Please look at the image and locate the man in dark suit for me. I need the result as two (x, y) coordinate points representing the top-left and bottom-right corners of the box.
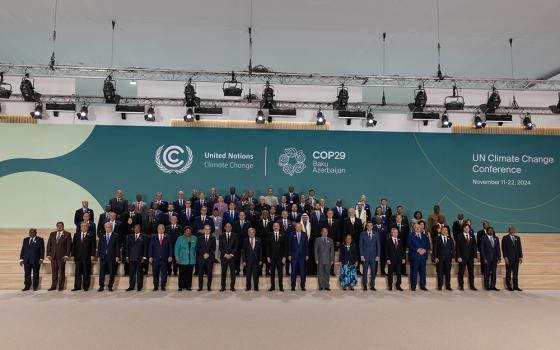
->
(196, 225), (216, 291)
(126, 224), (148, 291)
(502, 226), (523, 291)
(332, 200), (347, 223)
(225, 186), (240, 205)
(173, 191), (188, 213)
(160, 203), (178, 227)
(72, 222), (96, 291)
(390, 205), (409, 227)
(219, 223), (238, 292)
(120, 204), (142, 235)
(288, 223), (309, 291)
(386, 227), (405, 291)
(379, 198), (392, 221)
(233, 212), (251, 275)
(372, 217), (388, 276)
(98, 222), (120, 292)
(452, 213), (465, 242)
(148, 224), (173, 291)
(289, 204), (301, 223)
(179, 200), (195, 228)
(477, 221), (490, 274)
(242, 228), (262, 291)
(277, 196), (290, 214)
(222, 202), (239, 228)
(74, 200), (94, 228)
(46, 222), (72, 291)
(150, 192), (168, 213)
(97, 206), (112, 238)
(133, 193), (148, 218)
(434, 226), (454, 290)
(267, 222), (287, 291)
(297, 195), (311, 215)
(343, 208), (363, 275)
(19, 228), (45, 291)
(109, 189), (128, 218)
(141, 208), (159, 274)
(194, 192), (209, 216)
(391, 214), (409, 276)
(321, 210), (339, 276)
(456, 223), (478, 291)
(480, 227), (501, 291)
(360, 222), (381, 291)
(165, 216), (182, 275)
(194, 207), (214, 235)
(408, 223), (430, 291)
(255, 210), (273, 275)
(284, 186), (299, 205)
(245, 202), (260, 226)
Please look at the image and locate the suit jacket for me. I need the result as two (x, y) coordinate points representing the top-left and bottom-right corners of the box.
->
(133, 201), (148, 217)
(480, 235), (501, 263)
(149, 234), (173, 262)
(266, 232), (287, 260)
(340, 243), (358, 265)
(98, 232), (120, 260)
(255, 219), (273, 240)
(97, 212), (111, 237)
(277, 218), (294, 235)
(502, 235), (523, 261)
(288, 211), (301, 223)
(314, 237), (334, 264)
(225, 194), (240, 204)
(74, 208), (94, 227)
(452, 220), (466, 241)
(194, 199), (210, 215)
(284, 192), (299, 205)
(309, 211), (325, 233)
(359, 231), (381, 260)
(173, 199), (188, 212)
(297, 202), (311, 214)
(196, 235), (216, 261)
(332, 206), (347, 221)
(343, 217), (363, 241)
(455, 232), (477, 261)
(276, 202), (290, 214)
(150, 200), (168, 213)
(160, 211), (179, 227)
(433, 235), (455, 261)
(141, 217), (160, 238)
(288, 232), (308, 261)
(219, 232), (239, 259)
(378, 206), (392, 221)
(385, 236), (405, 264)
(222, 210), (240, 228)
(165, 224), (183, 244)
(20, 236), (45, 264)
(407, 233), (430, 261)
(193, 216), (214, 235)
(320, 218), (339, 243)
(126, 233), (148, 262)
(109, 198), (128, 217)
(232, 220), (251, 248)
(46, 231), (72, 260)
(390, 222), (410, 243)
(241, 237), (262, 265)
(179, 208), (195, 228)
(372, 224), (388, 242)
(120, 211), (142, 236)
(72, 231), (96, 262)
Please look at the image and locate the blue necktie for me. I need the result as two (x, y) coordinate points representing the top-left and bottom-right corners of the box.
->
(105, 234), (110, 254)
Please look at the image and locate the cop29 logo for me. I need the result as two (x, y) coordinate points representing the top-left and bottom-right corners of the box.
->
(155, 145), (193, 174)
(278, 147), (306, 176)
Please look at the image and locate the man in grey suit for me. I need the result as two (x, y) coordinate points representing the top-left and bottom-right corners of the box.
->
(314, 227), (335, 291)
(360, 221), (380, 291)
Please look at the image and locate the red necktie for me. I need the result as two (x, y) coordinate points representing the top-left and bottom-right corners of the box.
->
(137, 203), (141, 210)
(159, 236), (163, 246)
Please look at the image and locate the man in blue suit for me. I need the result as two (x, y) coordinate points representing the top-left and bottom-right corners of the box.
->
(408, 223), (430, 291)
(149, 224), (173, 291)
(222, 202), (239, 228)
(480, 227), (501, 291)
(19, 228), (45, 291)
(372, 217), (388, 275)
(242, 228), (262, 291)
(98, 222), (120, 292)
(193, 206), (214, 235)
(196, 224), (217, 291)
(360, 222), (380, 291)
(288, 223), (309, 291)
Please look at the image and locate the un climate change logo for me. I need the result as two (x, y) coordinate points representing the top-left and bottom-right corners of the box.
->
(155, 145), (193, 174)
(278, 147), (306, 176)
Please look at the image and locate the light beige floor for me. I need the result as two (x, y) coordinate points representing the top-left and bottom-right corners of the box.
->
(1, 289), (559, 350)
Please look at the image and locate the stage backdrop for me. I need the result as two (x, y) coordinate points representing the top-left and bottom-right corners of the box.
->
(1, 124), (559, 232)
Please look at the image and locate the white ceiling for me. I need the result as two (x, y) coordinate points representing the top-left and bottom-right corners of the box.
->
(2, 0), (560, 80)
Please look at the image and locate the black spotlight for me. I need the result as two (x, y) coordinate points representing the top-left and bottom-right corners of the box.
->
(549, 93), (560, 114)
(316, 110), (326, 125)
(474, 113), (486, 129)
(441, 111), (452, 128)
(184, 79), (201, 107)
(483, 86), (501, 114)
(223, 71), (243, 97)
(20, 74), (41, 102)
(144, 105), (155, 122)
(366, 111), (377, 127)
(256, 110), (265, 124)
(76, 103), (89, 120)
(333, 84), (349, 110)
(261, 81), (276, 109)
(522, 113), (535, 130)
(444, 85), (464, 110)
(103, 75), (120, 104)
(30, 102), (43, 119)
(408, 84), (427, 111)
(184, 107), (195, 122)
(0, 73), (13, 99)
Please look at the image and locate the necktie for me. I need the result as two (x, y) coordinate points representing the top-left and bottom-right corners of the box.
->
(159, 235), (163, 246)
(29, 238), (33, 246)
(443, 236), (446, 245)
(368, 232), (372, 239)
(81, 233), (85, 242)
(490, 236), (494, 247)
(227, 233), (230, 242)
(394, 238), (398, 246)
(398, 224), (401, 231)
(466, 234), (470, 243)
(338, 207), (342, 215)
(251, 238), (255, 250)
(205, 235), (208, 244)
(297, 233), (300, 243)
(106, 234), (110, 254)
(323, 237), (327, 244)
(283, 220), (287, 229)
(56, 232), (61, 242)
(511, 236), (515, 245)
(136, 234), (139, 241)
(329, 219), (332, 226)
(275, 233), (278, 242)
(137, 202), (141, 210)
(241, 220), (244, 227)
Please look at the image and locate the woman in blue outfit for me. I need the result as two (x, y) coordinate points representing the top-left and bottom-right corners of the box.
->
(339, 234), (358, 290)
(174, 226), (198, 291)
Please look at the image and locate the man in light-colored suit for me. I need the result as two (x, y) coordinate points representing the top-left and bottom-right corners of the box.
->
(133, 193), (148, 218)
(314, 227), (335, 291)
(359, 221), (380, 291)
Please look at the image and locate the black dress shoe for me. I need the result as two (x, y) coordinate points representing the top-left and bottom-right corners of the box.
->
(369, 286), (376, 291)
(458, 286), (464, 291)
(83, 288), (89, 292)
(22, 287), (30, 291)
(507, 287), (514, 291)
(402, 273), (408, 277)
(98, 287), (105, 292)
(363, 286), (368, 291)
(33, 287), (38, 291)
(231, 287), (236, 292)
(279, 287), (284, 292)
(388, 287), (393, 291)
(470, 286), (477, 291)
(207, 287), (211, 291)
(411, 288), (416, 291)
(161, 287), (166, 291)
(58, 287), (64, 291)
(246, 288), (251, 291)
(396, 287), (403, 291)
(291, 287), (296, 291)
(301, 287), (306, 291)
(325, 288), (331, 291)
(178, 288), (183, 291)
(108, 287), (114, 292)
(514, 287), (523, 291)
(330, 273), (336, 277)
(220, 288), (226, 292)
(153, 287), (159, 291)
(137, 288), (142, 292)
(268, 287), (275, 292)
(437, 287), (442, 291)
(48, 287), (56, 291)
(126, 287), (134, 291)
(319, 288), (324, 291)
(492, 287), (500, 291)
(420, 287), (428, 291)
(446, 287), (453, 291)
(71, 288), (81, 292)
(254, 288), (259, 291)
(197, 288), (203, 291)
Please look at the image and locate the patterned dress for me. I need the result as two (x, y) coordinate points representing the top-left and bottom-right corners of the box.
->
(339, 244), (358, 288)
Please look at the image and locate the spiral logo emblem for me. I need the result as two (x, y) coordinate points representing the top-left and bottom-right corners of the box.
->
(155, 145), (193, 174)
(278, 147), (306, 176)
